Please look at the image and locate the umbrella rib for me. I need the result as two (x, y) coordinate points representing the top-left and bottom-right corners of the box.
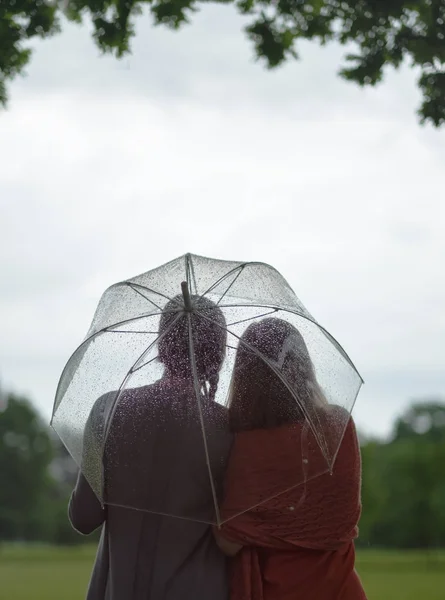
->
(102, 309), (177, 331)
(51, 313), (169, 418)
(200, 263), (247, 299)
(185, 253), (198, 295)
(227, 308), (279, 327)
(104, 501), (217, 525)
(97, 310), (177, 336)
(51, 320), (144, 419)
(106, 330), (159, 334)
(187, 312), (222, 526)
(203, 303), (363, 383)
(132, 354), (159, 373)
(189, 256), (198, 295)
(185, 254), (191, 292)
(328, 383), (363, 470)
(102, 312), (184, 446)
(126, 283), (164, 311)
(199, 259), (296, 301)
(195, 312), (331, 465)
(124, 282), (174, 303)
(216, 265), (245, 305)
(220, 467), (331, 525)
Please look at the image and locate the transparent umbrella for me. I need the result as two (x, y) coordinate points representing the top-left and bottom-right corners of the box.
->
(51, 253), (363, 525)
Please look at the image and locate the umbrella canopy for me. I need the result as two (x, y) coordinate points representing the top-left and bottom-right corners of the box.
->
(51, 253), (363, 525)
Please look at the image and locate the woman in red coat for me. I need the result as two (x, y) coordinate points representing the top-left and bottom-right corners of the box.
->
(215, 318), (367, 600)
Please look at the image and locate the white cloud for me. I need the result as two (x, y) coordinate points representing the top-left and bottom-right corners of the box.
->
(1, 6), (444, 438)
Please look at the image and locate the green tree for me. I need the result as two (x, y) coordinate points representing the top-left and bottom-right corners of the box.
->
(359, 399), (445, 549)
(0, 393), (54, 540)
(357, 439), (387, 546)
(0, 391), (89, 544)
(0, 0), (59, 105)
(393, 399), (445, 444)
(48, 435), (90, 545)
(2, 1), (445, 126)
(374, 439), (444, 548)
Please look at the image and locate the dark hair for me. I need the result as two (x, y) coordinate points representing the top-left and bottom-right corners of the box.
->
(158, 295), (227, 401)
(228, 317), (324, 431)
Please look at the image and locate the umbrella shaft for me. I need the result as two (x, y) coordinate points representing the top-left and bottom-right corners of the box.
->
(181, 281), (193, 311)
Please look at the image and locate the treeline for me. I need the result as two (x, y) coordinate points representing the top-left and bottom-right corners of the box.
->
(0, 393), (84, 544)
(358, 400), (445, 549)
(1, 392), (444, 548)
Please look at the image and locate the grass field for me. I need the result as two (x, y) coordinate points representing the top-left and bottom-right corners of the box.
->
(1, 545), (444, 600)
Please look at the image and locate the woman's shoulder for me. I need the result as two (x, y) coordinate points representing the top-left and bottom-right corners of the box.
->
(324, 404), (355, 429)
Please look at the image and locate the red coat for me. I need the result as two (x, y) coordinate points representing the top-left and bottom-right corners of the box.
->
(219, 410), (367, 600)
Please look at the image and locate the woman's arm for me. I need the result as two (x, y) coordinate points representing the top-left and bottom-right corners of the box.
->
(68, 471), (106, 535)
(213, 528), (243, 556)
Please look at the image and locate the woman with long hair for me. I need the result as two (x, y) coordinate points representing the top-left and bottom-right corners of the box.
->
(215, 317), (367, 600)
(69, 295), (232, 600)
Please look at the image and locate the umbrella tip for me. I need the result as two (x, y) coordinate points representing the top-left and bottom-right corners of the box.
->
(181, 281), (193, 312)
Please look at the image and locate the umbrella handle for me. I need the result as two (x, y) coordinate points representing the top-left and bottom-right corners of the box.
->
(181, 281), (193, 311)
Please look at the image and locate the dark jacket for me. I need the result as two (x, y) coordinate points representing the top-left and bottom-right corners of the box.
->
(69, 378), (232, 600)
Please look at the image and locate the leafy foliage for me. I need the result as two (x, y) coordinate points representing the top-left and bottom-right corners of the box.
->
(0, 394), (54, 539)
(2, 1), (445, 125)
(0, 393), (85, 544)
(359, 401), (445, 549)
(393, 400), (445, 443)
(0, 0), (59, 106)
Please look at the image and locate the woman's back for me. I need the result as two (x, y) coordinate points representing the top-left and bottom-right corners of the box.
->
(220, 409), (366, 600)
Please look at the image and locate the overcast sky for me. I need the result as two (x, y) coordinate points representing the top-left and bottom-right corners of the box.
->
(1, 6), (444, 438)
